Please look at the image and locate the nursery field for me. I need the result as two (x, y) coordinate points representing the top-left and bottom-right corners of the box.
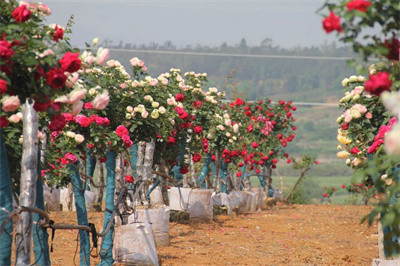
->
(47, 204), (377, 265)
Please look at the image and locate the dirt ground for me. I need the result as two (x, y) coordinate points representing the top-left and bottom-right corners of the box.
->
(22, 204), (378, 265)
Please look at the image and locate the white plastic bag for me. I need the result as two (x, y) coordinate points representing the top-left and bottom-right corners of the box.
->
(43, 186), (60, 211)
(113, 222), (159, 265)
(212, 192), (233, 215)
(60, 188), (96, 212)
(129, 207), (170, 246)
(149, 187), (165, 207)
(169, 187), (213, 220)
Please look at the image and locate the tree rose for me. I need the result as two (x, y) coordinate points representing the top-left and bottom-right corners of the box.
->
(0, 40), (15, 60)
(96, 47), (110, 66)
(0, 79), (8, 95)
(12, 5), (31, 23)
(365, 72), (392, 96)
(322, 11), (343, 33)
(92, 92), (110, 110)
(59, 52), (82, 73)
(48, 114), (66, 132)
(346, 0), (371, 12)
(45, 68), (67, 89)
(1, 95), (20, 112)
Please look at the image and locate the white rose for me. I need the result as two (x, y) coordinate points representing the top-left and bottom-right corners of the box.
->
(349, 75), (358, 82)
(152, 102), (160, 108)
(341, 78), (349, 87)
(126, 106), (133, 112)
(126, 113), (132, 119)
(158, 106), (166, 114)
(65, 131), (76, 138)
(75, 134), (84, 144)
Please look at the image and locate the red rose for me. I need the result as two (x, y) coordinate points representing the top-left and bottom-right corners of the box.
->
(59, 52), (82, 73)
(99, 157), (107, 163)
(88, 143), (95, 149)
(53, 25), (64, 42)
(116, 125), (129, 137)
(179, 166), (189, 174)
(0, 116), (9, 128)
(175, 93), (185, 102)
(350, 146), (360, 154)
(346, 0), (371, 13)
(251, 141), (258, 149)
(236, 172), (242, 177)
(125, 175), (134, 183)
(315, 160), (319, 165)
(167, 136), (176, 145)
(287, 158), (292, 164)
(193, 125), (203, 135)
(12, 5), (31, 23)
(229, 98), (245, 107)
(48, 114), (66, 132)
(291, 106), (297, 111)
(341, 184), (346, 189)
(245, 111), (252, 117)
(0, 40), (15, 60)
(247, 124), (253, 133)
(0, 79), (8, 95)
(211, 155), (216, 162)
(384, 38), (400, 61)
(76, 115), (91, 127)
(365, 72), (392, 96)
(45, 68), (67, 89)
(286, 112), (292, 118)
(255, 169), (260, 174)
(272, 158), (278, 164)
(322, 11), (343, 33)
(193, 100), (202, 108)
(323, 193), (328, 197)
(122, 135), (133, 148)
(238, 162), (244, 167)
(175, 107), (189, 120)
(192, 153), (202, 163)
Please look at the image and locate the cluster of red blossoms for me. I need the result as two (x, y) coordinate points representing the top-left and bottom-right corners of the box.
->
(367, 118), (397, 154)
(115, 125), (133, 148)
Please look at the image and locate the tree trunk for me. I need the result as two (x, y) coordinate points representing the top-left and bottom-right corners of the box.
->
(86, 150), (96, 190)
(99, 151), (117, 265)
(0, 129), (13, 265)
(15, 101), (39, 265)
(70, 163), (91, 265)
(96, 160), (105, 207)
(33, 149), (50, 265)
(197, 154), (212, 189)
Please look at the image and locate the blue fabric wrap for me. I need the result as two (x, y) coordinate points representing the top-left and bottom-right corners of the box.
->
(70, 163), (91, 265)
(99, 151), (117, 266)
(0, 129), (13, 265)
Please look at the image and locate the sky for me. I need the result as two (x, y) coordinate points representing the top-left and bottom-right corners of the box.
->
(47, 0), (338, 49)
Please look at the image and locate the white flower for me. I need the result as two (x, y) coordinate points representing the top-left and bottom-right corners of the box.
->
(158, 106), (166, 114)
(226, 132), (231, 137)
(126, 113), (132, 119)
(137, 104), (145, 113)
(141, 110), (149, 118)
(384, 125), (400, 157)
(233, 124), (239, 133)
(358, 76), (366, 82)
(92, 38), (99, 45)
(209, 87), (218, 93)
(126, 106), (133, 112)
(349, 75), (358, 82)
(151, 110), (159, 119)
(152, 102), (160, 108)
(65, 131), (76, 138)
(75, 134), (84, 144)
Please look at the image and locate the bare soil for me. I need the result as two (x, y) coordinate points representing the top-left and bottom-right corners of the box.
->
(21, 204), (378, 265)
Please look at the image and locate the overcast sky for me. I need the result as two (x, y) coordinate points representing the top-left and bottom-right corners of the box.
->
(47, 0), (337, 49)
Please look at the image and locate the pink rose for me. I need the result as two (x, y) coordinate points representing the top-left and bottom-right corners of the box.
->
(66, 72), (79, 88)
(167, 98), (176, 106)
(120, 83), (128, 89)
(95, 48), (110, 66)
(343, 109), (352, 123)
(129, 57), (139, 66)
(1, 96), (21, 112)
(352, 86), (364, 95)
(365, 112), (372, 119)
(68, 88), (87, 104)
(65, 153), (77, 163)
(353, 104), (367, 114)
(92, 93), (110, 110)
(40, 49), (54, 58)
(38, 3), (52, 15)
(116, 125), (129, 137)
(138, 60), (145, 67)
(8, 113), (21, 123)
(149, 79), (158, 86)
(71, 100), (83, 115)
